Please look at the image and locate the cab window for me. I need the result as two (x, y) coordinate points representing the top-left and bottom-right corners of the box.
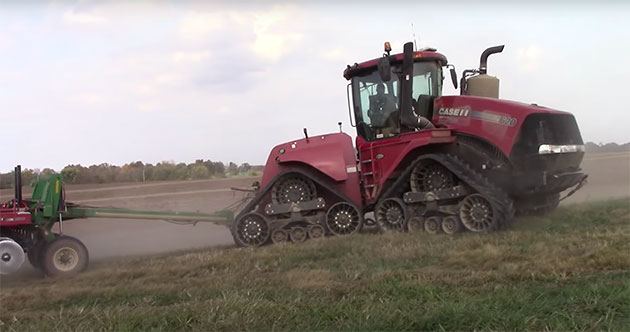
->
(352, 71), (400, 140)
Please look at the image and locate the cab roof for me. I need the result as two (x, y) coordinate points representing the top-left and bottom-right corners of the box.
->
(343, 50), (448, 80)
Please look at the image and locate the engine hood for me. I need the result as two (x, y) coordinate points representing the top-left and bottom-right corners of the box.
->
(433, 95), (577, 156)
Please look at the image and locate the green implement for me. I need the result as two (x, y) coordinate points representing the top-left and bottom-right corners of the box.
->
(1, 167), (246, 278)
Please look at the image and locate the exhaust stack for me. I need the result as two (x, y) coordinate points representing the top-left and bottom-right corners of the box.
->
(479, 45), (504, 74)
(462, 45), (504, 98)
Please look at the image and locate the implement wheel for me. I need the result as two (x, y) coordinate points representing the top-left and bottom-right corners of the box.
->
(375, 198), (407, 232)
(27, 243), (45, 270)
(459, 194), (497, 232)
(271, 175), (317, 204)
(326, 202), (362, 236)
(233, 212), (271, 247)
(41, 236), (89, 278)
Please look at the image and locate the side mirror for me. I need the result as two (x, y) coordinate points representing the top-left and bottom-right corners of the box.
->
(377, 57), (391, 82)
(448, 65), (458, 89)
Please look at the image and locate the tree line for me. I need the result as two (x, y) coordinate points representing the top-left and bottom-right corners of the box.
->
(0, 160), (261, 189)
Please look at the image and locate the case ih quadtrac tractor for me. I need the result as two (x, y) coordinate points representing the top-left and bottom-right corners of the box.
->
(230, 42), (587, 246)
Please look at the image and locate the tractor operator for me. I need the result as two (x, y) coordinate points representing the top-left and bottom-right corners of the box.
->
(367, 83), (398, 131)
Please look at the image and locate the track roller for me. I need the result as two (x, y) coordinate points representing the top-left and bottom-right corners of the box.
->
(308, 225), (325, 239)
(271, 229), (289, 244)
(441, 215), (463, 234)
(375, 198), (407, 232)
(326, 202), (362, 236)
(289, 227), (308, 243)
(407, 217), (424, 233)
(424, 216), (442, 234)
(233, 212), (271, 247)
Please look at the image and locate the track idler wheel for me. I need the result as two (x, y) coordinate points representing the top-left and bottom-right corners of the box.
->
(271, 229), (289, 244)
(233, 212), (271, 247)
(271, 175), (317, 204)
(424, 216), (442, 234)
(0, 237), (25, 275)
(375, 198), (407, 232)
(441, 215), (463, 235)
(308, 225), (325, 239)
(41, 236), (89, 278)
(289, 227), (308, 243)
(459, 194), (497, 232)
(326, 202), (362, 236)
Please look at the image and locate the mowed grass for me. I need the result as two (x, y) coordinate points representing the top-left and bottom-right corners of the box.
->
(1, 199), (629, 331)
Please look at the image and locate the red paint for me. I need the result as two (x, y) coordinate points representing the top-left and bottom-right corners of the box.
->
(357, 51), (448, 68)
(434, 95), (569, 156)
(344, 51), (448, 78)
(0, 200), (32, 227)
(355, 129), (455, 205)
(261, 133), (362, 207)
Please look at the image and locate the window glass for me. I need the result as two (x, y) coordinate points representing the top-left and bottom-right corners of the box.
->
(351, 61), (442, 141)
(353, 71), (400, 139)
(411, 62), (442, 100)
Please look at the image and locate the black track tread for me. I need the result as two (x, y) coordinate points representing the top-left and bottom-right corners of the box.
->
(231, 169), (362, 247)
(381, 153), (515, 231)
(439, 154), (515, 230)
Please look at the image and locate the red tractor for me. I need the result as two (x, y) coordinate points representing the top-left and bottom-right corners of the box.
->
(230, 42), (587, 246)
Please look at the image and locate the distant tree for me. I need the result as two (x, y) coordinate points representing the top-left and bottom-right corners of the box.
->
(40, 168), (56, 177)
(227, 162), (238, 176)
(238, 163), (252, 174)
(153, 162), (177, 180)
(61, 165), (82, 183)
(174, 163), (189, 180)
(190, 164), (210, 179)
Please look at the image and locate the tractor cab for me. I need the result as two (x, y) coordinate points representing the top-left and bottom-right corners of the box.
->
(344, 42), (453, 141)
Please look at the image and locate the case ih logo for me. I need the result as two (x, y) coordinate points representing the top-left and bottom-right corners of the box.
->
(438, 107), (517, 127)
(438, 107), (470, 117)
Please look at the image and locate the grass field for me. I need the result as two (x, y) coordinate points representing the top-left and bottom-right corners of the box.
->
(1, 198), (629, 331)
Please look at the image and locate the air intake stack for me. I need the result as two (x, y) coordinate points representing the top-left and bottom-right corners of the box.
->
(461, 45), (504, 98)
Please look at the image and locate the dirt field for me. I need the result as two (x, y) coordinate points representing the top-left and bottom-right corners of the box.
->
(1, 152), (628, 278)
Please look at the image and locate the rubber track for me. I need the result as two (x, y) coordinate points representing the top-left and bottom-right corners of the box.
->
(381, 153), (515, 230)
(231, 169), (361, 246)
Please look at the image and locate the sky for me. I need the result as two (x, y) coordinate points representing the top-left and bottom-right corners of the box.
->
(1, 1), (629, 172)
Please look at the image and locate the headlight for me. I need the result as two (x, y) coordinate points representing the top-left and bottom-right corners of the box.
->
(538, 144), (585, 154)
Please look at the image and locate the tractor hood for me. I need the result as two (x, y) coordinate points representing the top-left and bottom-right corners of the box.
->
(433, 95), (580, 156)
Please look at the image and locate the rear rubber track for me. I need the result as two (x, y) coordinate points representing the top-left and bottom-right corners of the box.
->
(381, 153), (515, 230)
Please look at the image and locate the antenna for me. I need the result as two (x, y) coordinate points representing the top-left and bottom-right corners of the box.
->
(411, 22), (418, 51)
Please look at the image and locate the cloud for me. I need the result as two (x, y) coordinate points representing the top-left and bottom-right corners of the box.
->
(179, 12), (225, 41)
(62, 10), (107, 25)
(251, 8), (303, 61)
(320, 48), (349, 62)
(516, 45), (543, 72)
(172, 51), (211, 64)
(177, 6), (303, 62)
